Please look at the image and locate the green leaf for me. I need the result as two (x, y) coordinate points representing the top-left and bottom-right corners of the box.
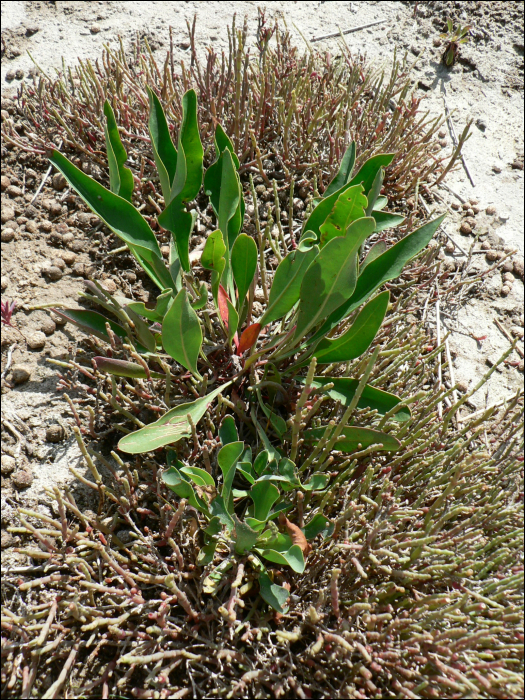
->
(125, 289), (174, 323)
(304, 426), (400, 452)
(118, 382), (230, 453)
(360, 241), (387, 271)
(203, 558), (233, 595)
(258, 572), (290, 613)
(191, 282), (208, 311)
(47, 150), (173, 290)
(93, 357), (164, 380)
(310, 214), (446, 342)
(346, 153), (395, 197)
(303, 514), (334, 540)
(218, 441), (244, 513)
(323, 141), (356, 198)
(226, 298), (239, 346)
(302, 474), (330, 491)
(257, 545), (305, 574)
(232, 515), (259, 555)
(373, 196), (388, 211)
(259, 244), (318, 327)
(365, 167), (384, 216)
(257, 392), (287, 438)
(231, 234), (258, 309)
(249, 481), (280, 522)
(125, 307), (157, 353)
(237, 467), (256, 485)
(146, 87), (178, 203)
(162, 288), (202, 378)
(158, 201), (196, 273)
(319, 185), (367, 248)
(204, 517), (222, 537)
(51, 308), (127, 344)
(312, 291), (389, 364)
(301, 376), (410, 421)
(209, 496), (234, 529)
(180, 466), (215, 487)
(197, 542), (217, 566)
(219, 416), (238, 446)
(201, 229), (227, 305)
(172, 89), (203, 203)
(103, 101), (133, 202)
(204, 125), (240, 214)
(219, 150), (242, 251)
(253, 451), (269, 475)
(162, 466), (209, 514)
(372, 210), (406, 232)
(294, 218), (376, 341)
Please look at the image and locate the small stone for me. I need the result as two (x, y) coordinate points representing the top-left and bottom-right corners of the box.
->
(6, 185), (23, 198)
(15, 69), (25, 80)
(43, 265), (63, 281)
(1, 275), (8, 290)
(50, 311), (67, 326)
(1, 531), (16, 549)
(40, 317), (56, 335)
(450, 201), (460, 210)
(465, 209), (475, 218)
(27, 331), (46, 350)
(72, 262), (85, 276)
(511, 326), (524, 339)
(502, 260), (514, 273)
(46, 424), (65, 443)
(25, 220), (38, 234)
(1, 455), (16, 475)
(513, 258), (524, 279)
(62, 232), (74, 246)
(5, 70), (15, 82)
(500, 285), (511, 297)
(49, 231), (63, 246)
(90, 23), (102, 34)
(161, 246), (170, 258)
(0, 175), (10, 191)
(481, 242), (490, 251)
(12, 470), (34, 489)
(438, 130), (446, 138)
(39, 220), (53, 232)
(53, 258), (66, 271)
(456, 381), (468, 393)
(433, 37), (441, 47)
(460, 222), (472, 235)
(464, 217), (476, 229)
(26, 25), (40, 36)
(100, 278), (117, 293)
(475, 118), (487, 132)
(61, 250), (77, 266)
(49, 200), (63, 216)
(471, 206), (480, 215)
(69, 239), (87, 253)
(1, 228), (15, 242)
(445, 241), (455, 254)
(52, 173), (67, 191)
(503, 272), (514, 284)
(11, 365), (32, 384)
(492, 165), (502, 173)
(462, 202), (470, 211)
(1, 206), (15, 223)
(518, 361), (524, 373)
(511, 160), (524, 170)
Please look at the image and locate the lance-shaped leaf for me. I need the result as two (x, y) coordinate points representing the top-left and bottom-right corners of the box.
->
(162, 288), (202, 378)
(162, 465), (209, 514)
(94, 357), (165, 379)
(323, 141), (356, 199)
(179, 466), (215, 487)
(125, 306), (157, 353)
(360, 241), (387, 271)
(372, 210), (405, 232)
(237, 323), (261, 355)
(311, 291), (389, 363)
(346, 153), (395, 197)
(257, 544), (305, 574)
(219, 415), (238, 446)
(201, 230), (226, 305)
(373, 196), (388, 211)
(231, 233), (258, 309)
(51, 308), (127, 343)
(118, 382), (230, 453)
(218, 441), (244, 513)
(294, 217), (376, 341)
(319, 184), (367, 248)
(259, 245), (318, 327)
(218, 285), (239, 346)
(124, 289), (174, 323)
(299, 376), (410, 422)
(146, 87), (178, 203)
(103, 100), (134, 202)
(308, 214), (446, 344)
(364, 167), (384, 216)
(204, 124), (240, 213)
(158, 199), (196, 273)
(304, 425), (400, 452)
(258, 572), (290, 613)
(171, 89), (203, 203)
(47, 150), (173, 290)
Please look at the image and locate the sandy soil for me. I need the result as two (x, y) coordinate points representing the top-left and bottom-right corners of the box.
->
(1, 1), (523, 552)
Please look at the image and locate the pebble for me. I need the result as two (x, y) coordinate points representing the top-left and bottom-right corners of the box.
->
(26, 25), (40, 36)
(502, 260), (514, 273)
(27, 331), (46, 350)
(471, 206), (480, 215)
(519, 361), (524, 374)
(1, 206), (15, 223)
(61, 250), (77, 266)
(49, 231), (63, 246)
(69, 239), (87, 253)
(492, 165), (502, 173)
(513, 258), (524, 279)
(25, 220), (38, 234)
(24, 204), (38, 219)
(43, 265), (63, 281)
(6, 185), (23, 198)
(500, 285), (511, 297)
(40, 317), (56, 335)
(1, 531), (16, 549)
(485, 250), (498, 262)
(511, 160), (524, 170)
(502, 272), (514, 284)
(100, 278), (117, 293)
(72, 262), (86, 276)
(445, 241), (455, 254)
(464, 216), (476, 229)
(1, 228), (15, 242)
(52, 173), (67, 191)
(5, 70), (15, 82)
(161, 246), (170, 258)
(15, 69), (25, 80)
(39, 220), (53, 232)
(1, 454), (16, 475)
(1, 275), (8, 290)
(481, 242), (490, 251)
(0, 175), (10, 191)
(46, 424), (65, 443)
(456, 381), (468, 393)
(90, 23), (102, 34)
(511, 326), (524, 339)
(450, 201), (460, 210)
(11, 470), (34, 489)
(11, 364), (32, 384)
(459, 222), (472, 235)
(49, 200), (63, 216)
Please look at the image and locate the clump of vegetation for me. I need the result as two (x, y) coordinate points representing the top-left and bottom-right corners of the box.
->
(440, 18), (471, 68)
(1, 14), (522, 700)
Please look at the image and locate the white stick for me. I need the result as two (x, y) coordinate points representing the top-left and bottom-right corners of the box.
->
(445, 337), (461, 421)
(436, 295), (443, 419)
(311, 19), (387, 43)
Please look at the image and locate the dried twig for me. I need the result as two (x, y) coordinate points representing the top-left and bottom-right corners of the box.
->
(311, 19), (387, 42)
